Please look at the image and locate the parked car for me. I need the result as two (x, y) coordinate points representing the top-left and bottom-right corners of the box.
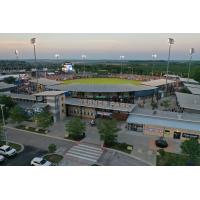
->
(155, 137), (168, 148)
(0, 155), (5, 163)
(0, 145), (17, 157)
(31, 157), (52, 166)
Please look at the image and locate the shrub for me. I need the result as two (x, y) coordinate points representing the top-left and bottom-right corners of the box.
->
(48, 144), (57, 153)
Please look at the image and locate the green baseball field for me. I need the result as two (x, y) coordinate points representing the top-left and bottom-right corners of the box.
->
(62, 78), (141, 85)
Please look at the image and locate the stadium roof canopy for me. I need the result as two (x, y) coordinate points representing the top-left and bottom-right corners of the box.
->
(46, 84), (157, 93)
(175, 92), (200, 111)
(34, 91), (66, 96)
(142, 79), (175, 87)
(127, 113), (200, 132)
(29, 78), (61, 86)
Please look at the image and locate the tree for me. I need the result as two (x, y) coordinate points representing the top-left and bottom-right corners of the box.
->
(65, 117), (86, 140)
(9, 105), (28, 124)
(33, 110), (53, 129)
(48, 144), (57, 153)
(97, 119), (118, 147)
(161, 99), (171, 109)
(3, 76), (16, 84)
(0, 124), (4, 145)
(181, 138), (200, 164)
(0, 95), (16, 119)
(151, 100), (158, 110)
(192, 68), (200, 82)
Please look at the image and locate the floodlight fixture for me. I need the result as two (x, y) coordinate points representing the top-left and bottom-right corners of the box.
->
(151, 53), (157, 76)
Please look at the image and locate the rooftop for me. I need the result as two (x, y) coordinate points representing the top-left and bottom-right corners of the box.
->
(29, 78), (61, 86)
(142, 79), (175, 87)
(34, 91), (66, 96)
(179, 77), (199, 84)
(0, 82), (16, 90)
(132, 107), (200, 122)
(175, 92), (200, 111)
(183, 83), (200, 95)
(47, 83), (157, 93)
(1, 92), (37, 101)
(163, 74), (180, 78)
(127, 113), (200, 132)
(65, 97), (136, 112)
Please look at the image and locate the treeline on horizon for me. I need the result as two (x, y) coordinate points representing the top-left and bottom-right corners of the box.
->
(0, 60), (200, 82)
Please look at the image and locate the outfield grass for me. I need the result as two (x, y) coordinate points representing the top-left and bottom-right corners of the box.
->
(62, 78), (141, 85)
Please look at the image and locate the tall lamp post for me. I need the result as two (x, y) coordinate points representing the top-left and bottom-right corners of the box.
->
(165, 38), (174, 94)
(151, 54), (157, 76)
(15, 49), (20, 93)
(0, 104), (7, 145)
(187, 48), (195, 83)
(55, 54), (60, 71)
(120, 55), (125, 75)
(81, 54), (87, 76)
(30, 38), (37, 90)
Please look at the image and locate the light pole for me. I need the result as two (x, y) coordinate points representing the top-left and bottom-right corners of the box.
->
(55, 54), (60, 71)
(81, 54), (86, 76)
(30, 38), (38, 90)
(15, 49), (20, 93)
(0, 104), (7, 145)
(166, 38), (174, 94)
(120, 55), (125, 75)
(187, 48), (195, 83)
(151, 54), (157, 76)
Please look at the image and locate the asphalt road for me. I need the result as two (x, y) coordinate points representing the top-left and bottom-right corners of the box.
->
(6, 127), (75, 151)
(0, 145), (47, 166)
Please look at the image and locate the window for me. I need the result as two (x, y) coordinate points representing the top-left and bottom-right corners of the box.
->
(173, 131), (181, 139)
(182, 133), (199, 139)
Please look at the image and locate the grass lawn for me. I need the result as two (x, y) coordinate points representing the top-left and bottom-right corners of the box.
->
(62, 78), (141, 85)
(44, 154), (63, 164)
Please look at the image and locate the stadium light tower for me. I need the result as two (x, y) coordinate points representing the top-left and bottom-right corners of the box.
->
(81, 54), (87, 76)
(165, 38), (174, 94)
(187, 48), (195, 82)
(15, 49), (20, 93)
(30, 38), (38, 88)
(55, 53), (60, 69)
(151, 53), (157, 76)
(120, 55), (125, 75)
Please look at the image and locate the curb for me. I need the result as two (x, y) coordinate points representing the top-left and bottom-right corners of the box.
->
(8, 140), (24, 154)
(6, 126), (77, 144)
(103, 147), (154, 166)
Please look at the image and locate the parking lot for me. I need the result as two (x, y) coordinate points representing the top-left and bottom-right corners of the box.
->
(0, 145), (47, 166)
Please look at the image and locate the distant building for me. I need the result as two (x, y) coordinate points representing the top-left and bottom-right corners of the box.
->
(34, 91), (66, 122)
(175, 92), (200, 114)
(127, 107), (200, 140)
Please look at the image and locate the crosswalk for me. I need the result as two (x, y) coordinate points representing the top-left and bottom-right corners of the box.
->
(65, 143), (103, 164)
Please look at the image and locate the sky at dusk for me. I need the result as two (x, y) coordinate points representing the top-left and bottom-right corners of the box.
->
(0, 33), (200, 60)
